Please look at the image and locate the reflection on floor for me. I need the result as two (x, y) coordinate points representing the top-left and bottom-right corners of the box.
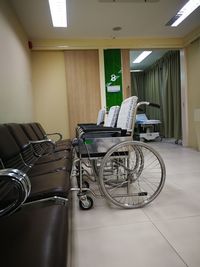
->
(72, 140), (200, 267)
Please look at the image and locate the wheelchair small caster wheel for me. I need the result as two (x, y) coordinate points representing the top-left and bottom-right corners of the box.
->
(79, 195), (93, 210)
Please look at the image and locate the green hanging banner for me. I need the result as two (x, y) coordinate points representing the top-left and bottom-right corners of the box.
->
(104, 49), (123, 109)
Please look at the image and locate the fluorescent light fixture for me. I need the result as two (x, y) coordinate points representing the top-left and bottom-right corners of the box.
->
(57, 45), (69, 48)
(133, 51), (152, 64)
(48, 0), (67, 27)
(130, 70), (143, 72)
(168, 0), (200, 27)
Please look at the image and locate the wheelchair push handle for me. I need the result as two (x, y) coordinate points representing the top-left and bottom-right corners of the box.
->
(136, 101), (160, 109)
(148, 102), (160, 108)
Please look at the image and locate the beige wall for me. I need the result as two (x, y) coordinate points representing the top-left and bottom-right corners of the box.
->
(0, 0), (33, 122)
(186, 38), (200, 149)
(31, 51), (70, 139)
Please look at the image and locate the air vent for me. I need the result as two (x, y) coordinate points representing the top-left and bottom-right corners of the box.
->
(99, 0), (159, 3)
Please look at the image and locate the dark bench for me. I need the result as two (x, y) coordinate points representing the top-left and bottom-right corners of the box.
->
(0, 123), (72, 267)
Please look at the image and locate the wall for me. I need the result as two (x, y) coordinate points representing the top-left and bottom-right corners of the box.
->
(0, 0), (33, 122)
(31, 51), (70, 139)
(186, 38), (200, 149)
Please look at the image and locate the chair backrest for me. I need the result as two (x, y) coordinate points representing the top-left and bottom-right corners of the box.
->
(104, 106), (120, 127)
(116, 96), (138, 130)
(0, 125), (21, 162)
(96, 108), (106, 125)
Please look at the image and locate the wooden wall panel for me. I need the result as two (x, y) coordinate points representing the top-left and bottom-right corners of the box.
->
(121, 49), (131, 99)
(64, 50), (101, 137)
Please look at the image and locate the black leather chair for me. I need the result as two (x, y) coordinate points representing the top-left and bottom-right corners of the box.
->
(0, 124), (71, 202)
(0, 169), (69, 267)
(6, 123), (71, 170)
(31, 122), (72, 150)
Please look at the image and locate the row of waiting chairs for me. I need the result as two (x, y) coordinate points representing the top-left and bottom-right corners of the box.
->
(0, 123), (72, 267)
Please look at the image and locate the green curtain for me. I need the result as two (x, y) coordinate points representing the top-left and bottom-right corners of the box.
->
(161, 51), (181, 139)
(144, 65), (162, 120)
(131, 51), (181, 140)
(131, 72), (145, 101)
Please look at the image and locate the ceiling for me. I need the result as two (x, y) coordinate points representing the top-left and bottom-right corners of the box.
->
(8, 0), (199, 71)
(9, 0), (200, 40)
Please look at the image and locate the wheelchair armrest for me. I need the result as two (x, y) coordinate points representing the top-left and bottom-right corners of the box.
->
(81, 126), (122, 133)
(0, 169), (31, 217)
(77, 123), (96, 126)
(82, 128), (127, 139)
(137, 101), (160, 109)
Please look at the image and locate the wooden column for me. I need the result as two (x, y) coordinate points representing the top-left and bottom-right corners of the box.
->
(64, 50), (101, 138)
(121, 49), (131, 99)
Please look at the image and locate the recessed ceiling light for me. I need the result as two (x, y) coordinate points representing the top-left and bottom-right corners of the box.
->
(166, 0), (200, 27)
(48, 0), (67, 27)
(133, 51), (152, 63)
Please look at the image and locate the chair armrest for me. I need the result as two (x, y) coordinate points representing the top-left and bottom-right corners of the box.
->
(29, 139), (56, 153)
(0, 169), (31, 217)
(45, 132), (63, 142)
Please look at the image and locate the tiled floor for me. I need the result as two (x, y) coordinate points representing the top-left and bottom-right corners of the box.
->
(71, 141), (200, 267)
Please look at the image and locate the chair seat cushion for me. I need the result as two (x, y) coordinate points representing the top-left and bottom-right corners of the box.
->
(28, 171), (70, 201)
(0, 203), (68, 267)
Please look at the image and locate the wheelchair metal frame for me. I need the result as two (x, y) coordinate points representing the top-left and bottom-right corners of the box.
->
(71, 101), (166, 210)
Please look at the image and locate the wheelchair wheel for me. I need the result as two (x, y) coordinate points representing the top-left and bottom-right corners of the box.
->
(79, 195), (93, 210)
(99, 141), (166, 209)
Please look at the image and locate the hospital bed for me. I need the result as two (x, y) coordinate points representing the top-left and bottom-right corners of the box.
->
(135, 113), (161, 141)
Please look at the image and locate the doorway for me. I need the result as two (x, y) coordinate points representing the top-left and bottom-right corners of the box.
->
(130, 49), (182, 141)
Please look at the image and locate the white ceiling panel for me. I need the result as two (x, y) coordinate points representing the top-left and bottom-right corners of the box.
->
(9, 0), (200, 40)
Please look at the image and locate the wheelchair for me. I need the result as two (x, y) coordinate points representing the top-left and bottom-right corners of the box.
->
(71, 97), (166, 210)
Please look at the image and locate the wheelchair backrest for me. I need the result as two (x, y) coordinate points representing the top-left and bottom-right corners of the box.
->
(96, 108), (106, 125)
(117, 96), (138, 130)
(104, 106), (120, 127)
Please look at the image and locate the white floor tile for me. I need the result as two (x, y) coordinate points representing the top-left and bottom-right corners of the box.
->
(143, 182), (200, 220)
(73, 197), (149, 230)
(72, 141), (200, 267)
(74, 222), (186, 267)
(155, 216), (200, 267)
